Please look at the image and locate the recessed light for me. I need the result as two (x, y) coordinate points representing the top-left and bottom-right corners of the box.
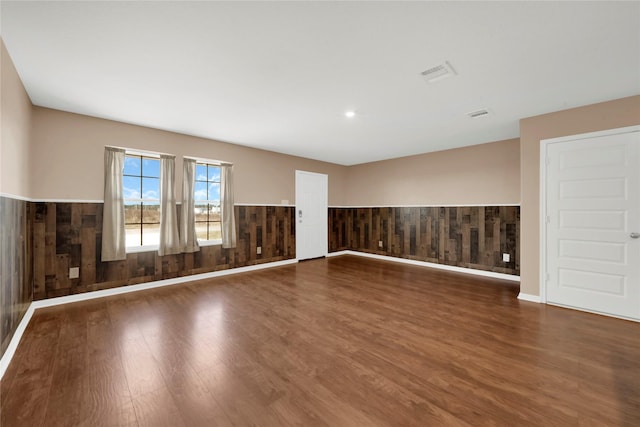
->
(345, 111), (356, 118)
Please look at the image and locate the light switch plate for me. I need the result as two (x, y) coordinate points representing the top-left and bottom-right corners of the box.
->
(69, 267), (80, 279)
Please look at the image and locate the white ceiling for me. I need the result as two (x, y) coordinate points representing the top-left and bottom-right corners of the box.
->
(2, 1), (639, 165)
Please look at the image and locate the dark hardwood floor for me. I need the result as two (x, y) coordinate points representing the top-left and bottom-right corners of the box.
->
(1, 255), (639, 426)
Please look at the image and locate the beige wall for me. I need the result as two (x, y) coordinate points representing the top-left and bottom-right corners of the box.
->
(344, 139), (520, 206)
(31, 107), (348, 205)
(31, 105), (521, 207)
(2, 43), (519, 210)
(1, 39), (32, 198)
(4, 37), (521, 209)
(519, 95), (640, 297)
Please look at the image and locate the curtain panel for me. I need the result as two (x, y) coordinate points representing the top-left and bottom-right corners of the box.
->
(159, 154), (181, 256)
(221, 164), (237, 249)
(102, 147), (126, 261)
(179, 158), (200, 253)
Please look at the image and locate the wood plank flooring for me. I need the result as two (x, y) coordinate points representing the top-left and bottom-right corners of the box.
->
(1, 255), (639, 426)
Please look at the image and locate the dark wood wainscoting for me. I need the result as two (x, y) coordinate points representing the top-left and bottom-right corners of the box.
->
(0, 196), (33, 357)
(329, 206), (519, 275)
(32, 203), (295, 300)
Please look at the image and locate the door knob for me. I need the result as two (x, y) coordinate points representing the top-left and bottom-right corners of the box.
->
(631, 232), (640, 239)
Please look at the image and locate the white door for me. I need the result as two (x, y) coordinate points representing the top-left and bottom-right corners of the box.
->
(295, 171), (328, 260)
(545, 129), (640, 320)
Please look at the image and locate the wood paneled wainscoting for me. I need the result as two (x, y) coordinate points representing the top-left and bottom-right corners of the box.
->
(32, 203), (295, 300)
(329, 206), (519, 276)
(2, 256), (638, 426)
(0, 196), (33, 357)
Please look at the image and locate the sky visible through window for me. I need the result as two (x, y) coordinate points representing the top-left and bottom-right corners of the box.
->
(123, 156), (160, 201)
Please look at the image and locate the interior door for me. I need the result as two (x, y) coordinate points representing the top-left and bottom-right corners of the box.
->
(546, 130), (640, 319)
(295, 170), (328, 260)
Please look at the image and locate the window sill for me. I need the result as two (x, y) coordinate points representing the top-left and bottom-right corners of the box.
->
(198, 239), (223, 247)
(124, 240), (222, 254)
(126, 245), (159, 254)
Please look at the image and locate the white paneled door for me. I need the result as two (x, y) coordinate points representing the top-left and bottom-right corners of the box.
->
(545, 129), (640, 320)
(295, 170), (328, 261)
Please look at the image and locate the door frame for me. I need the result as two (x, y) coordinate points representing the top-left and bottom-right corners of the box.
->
(539, 125), (640, 306)
(295, 170), (328, 261)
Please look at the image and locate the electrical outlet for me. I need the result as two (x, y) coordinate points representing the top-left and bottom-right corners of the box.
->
(502, 253), (510, 263)
(378, 240), (383, 248)
(69, 267), (80, 279)
(257, 246), (262, 255)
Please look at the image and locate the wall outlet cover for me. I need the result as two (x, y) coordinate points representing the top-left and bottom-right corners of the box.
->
(378, 240), (383, 248)
(502, 253), (510, 262)
(69, 267), (80, 279)
(257, 246), (262, 255)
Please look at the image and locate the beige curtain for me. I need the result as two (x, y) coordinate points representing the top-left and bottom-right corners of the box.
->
(179, 158), (200, 253)
(221, 164), (237, 249)
(159, 154), (181, 256)
(102, 147), (126, 261)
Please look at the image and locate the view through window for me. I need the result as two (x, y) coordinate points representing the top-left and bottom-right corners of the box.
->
(195, 163), (222, 241)
(123, 155), (160, 247)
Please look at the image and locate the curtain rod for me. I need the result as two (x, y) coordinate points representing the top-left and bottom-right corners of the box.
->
(105, 147), (232, 165)
(184, 155), (233, 166)
(105, 145), (174, 158)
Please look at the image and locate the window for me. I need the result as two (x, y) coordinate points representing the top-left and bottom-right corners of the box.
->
(194, 162), (221, 242)
(123, 154), (161, 247)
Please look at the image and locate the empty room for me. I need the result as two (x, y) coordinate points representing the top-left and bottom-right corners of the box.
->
(1, 1), (639, 426)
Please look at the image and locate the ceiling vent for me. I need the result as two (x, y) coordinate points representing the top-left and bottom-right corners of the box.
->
(421, 61), (456, 83)
(467, 108), (491, 118)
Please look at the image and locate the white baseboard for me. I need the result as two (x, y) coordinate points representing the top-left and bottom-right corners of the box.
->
(328, 250), (520, 282)
(31, 259), (298, 310)
(517, 292), (542, 303)
(0, 259), (298, 380)
(0, 303), (35, 380)
(326, 250), (350, 257)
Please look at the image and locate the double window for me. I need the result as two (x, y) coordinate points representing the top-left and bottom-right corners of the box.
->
(121, 155), (224, 249)
(103, 147), (236, 259)
(195, 163), (222, 242)
(123, 154), (161, 248)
